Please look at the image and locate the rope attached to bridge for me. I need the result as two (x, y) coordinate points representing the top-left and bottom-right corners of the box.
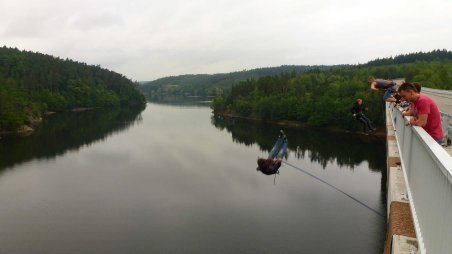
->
(282, 161), (385, 219)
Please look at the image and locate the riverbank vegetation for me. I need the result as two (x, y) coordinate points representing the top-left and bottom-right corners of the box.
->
(0, 46), (146, 132)
(211, 49), (452, 130)
(139, 65), (337, 100)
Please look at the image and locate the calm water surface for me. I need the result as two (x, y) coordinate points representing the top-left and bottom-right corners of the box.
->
(0, 103), (386, 254)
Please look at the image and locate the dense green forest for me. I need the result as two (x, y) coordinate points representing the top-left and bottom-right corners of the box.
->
(212, 49), (452, 130)
(0, 46), (146, 132)
(139, 65), (336, 100)
(366, 49), (452, 66)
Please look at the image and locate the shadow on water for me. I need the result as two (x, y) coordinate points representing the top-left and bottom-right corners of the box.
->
(211, 114), (387, 172)
(0, 106), (144, 171)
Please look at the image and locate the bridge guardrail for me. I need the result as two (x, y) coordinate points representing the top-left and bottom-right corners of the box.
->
(388, 103), (452, 254)
(440, 112), (452, 145)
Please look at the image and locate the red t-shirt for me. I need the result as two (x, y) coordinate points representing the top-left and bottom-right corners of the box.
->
(413, 94), (443, 140)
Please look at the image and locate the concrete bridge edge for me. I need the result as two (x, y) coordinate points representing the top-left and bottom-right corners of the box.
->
(384, 104), (419, 254)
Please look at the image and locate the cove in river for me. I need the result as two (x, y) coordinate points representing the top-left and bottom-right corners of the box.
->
(0, 102), (386, 254)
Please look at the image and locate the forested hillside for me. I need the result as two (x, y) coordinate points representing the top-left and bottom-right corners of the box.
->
(139, 65), (334, 100)
(212, 49), (452, 131)
(366, 49), (452, 66)
(0, 46), (146, 132)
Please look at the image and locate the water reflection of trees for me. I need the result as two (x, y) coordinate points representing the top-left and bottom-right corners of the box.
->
(146, 96), (212, 107)
(0, 107), (144, 171)
(211, 115), (386, 171)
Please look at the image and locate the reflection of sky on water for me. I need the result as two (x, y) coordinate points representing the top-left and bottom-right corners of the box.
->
(0, 103), (385, 254)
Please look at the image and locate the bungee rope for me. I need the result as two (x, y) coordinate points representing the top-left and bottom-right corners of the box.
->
(282, 161), (385, 219)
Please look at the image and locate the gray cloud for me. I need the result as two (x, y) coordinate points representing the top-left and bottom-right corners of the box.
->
(69, 12), (125, 30)
(1, 0), (451, 80)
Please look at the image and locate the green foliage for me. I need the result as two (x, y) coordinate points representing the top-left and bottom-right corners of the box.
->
(366, 49), (452, 66)
(0, 46), (146, 132)
(139, 65), (332, 100)
(0, 84), (31, 130)
(212, 49), (452, 130)
(211, 96), (227, 113)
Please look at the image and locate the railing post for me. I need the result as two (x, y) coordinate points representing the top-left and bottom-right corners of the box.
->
(440, 113), (451, 145)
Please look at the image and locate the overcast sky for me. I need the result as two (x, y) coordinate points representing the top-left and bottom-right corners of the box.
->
(1, 0), (451, 81)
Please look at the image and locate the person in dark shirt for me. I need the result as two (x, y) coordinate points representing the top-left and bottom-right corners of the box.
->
(257, 131), (288, 175)
(368, 76), (397, 102)
(351, 98), (376, 133)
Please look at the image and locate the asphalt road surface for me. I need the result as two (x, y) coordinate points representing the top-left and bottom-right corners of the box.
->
(422, 88), (452, 114)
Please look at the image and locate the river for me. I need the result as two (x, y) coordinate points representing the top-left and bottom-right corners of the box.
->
(0, 102), (386, 254)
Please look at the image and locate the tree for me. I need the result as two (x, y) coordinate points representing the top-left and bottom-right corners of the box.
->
(0, 47), (146, 132)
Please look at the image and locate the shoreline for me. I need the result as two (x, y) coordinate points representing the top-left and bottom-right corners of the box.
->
(0, 107), (97, 137)
(213, 112), (386, 138)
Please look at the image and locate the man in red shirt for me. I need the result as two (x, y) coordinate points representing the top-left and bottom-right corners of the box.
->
(398, 82), (443, 144)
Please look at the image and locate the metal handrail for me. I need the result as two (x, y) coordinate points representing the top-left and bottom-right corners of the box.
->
(388, 103), (452, 254)
(440, 112), (452, 145)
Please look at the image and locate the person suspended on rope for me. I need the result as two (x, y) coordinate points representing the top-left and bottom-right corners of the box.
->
(351, 98), (376, 133)
(368, 76), (397, 102)
(256, 130), (288, 175)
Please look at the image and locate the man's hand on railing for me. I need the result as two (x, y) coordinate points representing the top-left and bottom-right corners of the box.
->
(405, 116), (414, 126)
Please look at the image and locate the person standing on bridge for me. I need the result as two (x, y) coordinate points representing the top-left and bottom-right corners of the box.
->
(398, 82), (443, 144)
(368, 76), (397, 102)
(351, 98), (376, 133)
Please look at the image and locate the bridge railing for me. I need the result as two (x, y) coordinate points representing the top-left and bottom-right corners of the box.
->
(388, 103), (452, 254)
(440, 112), (452, 145)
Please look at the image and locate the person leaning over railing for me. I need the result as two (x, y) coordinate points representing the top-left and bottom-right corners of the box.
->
(368, 76), (397, 102)
(398, 82), (444, 144)
(400, 82), (422, 116)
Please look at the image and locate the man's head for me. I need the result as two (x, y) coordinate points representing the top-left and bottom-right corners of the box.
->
(257, 158), (269, 170)
(356, 98), (363, 105)
(257, 158), (267, 167)
(398, 82), (420, 102)
(368, 76), (375, 84)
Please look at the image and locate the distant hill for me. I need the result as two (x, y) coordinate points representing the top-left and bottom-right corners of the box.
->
(139, 65), (335, 100)
(0, 46), (146, 132)
(140, 49), (452, 102)
(366, 49), (452, 66)
(211, 49), (452, 131)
